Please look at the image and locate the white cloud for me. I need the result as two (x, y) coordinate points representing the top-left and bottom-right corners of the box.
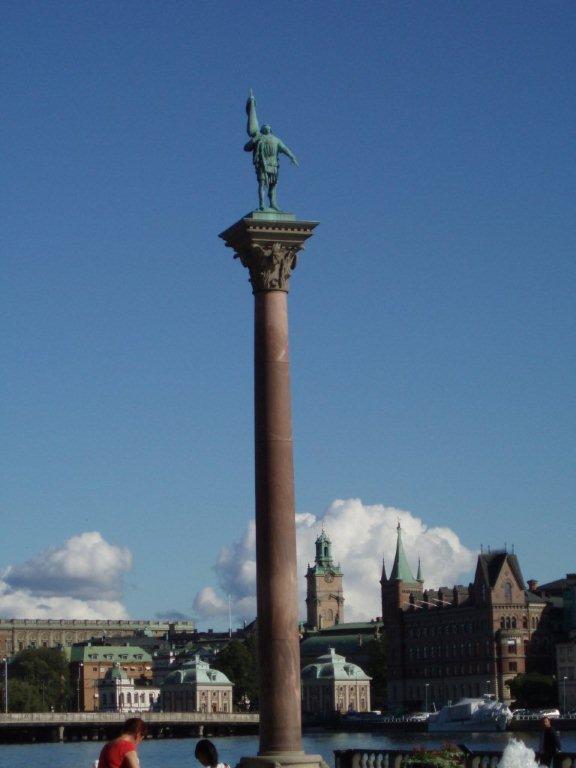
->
(0, 532), (132, 619)
(192, 498), (477, 623)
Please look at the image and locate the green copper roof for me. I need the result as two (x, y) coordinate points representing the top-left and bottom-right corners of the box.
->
(301, 648), (371, 682)
(390, 522), (417, 583)
(163, 654), (233, 687)
(66, 645), (151, 663)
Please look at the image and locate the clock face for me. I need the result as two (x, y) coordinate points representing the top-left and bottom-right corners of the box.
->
(324, 572), (334, 583)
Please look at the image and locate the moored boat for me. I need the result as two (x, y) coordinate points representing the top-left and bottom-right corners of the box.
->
(428, 694), (512, 732)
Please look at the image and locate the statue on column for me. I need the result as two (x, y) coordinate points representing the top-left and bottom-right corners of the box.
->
(244, 90), (298, 212)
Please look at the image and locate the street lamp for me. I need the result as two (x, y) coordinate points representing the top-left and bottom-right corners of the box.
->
(425, 683), (430, 713)
(563, 676), (567, 715)
(2, 657), (7, 714)
(77, 662), (84, 712)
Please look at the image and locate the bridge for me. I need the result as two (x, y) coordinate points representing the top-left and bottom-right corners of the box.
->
(0, 711), (259, 743)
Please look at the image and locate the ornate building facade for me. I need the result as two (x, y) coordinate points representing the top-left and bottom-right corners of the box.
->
(382, 524), (551, 711)
(305, 531), (344, 629)
(98, 663), (160, 713)
(301, 648), (371, 715)
(0, 619), (195, 656)
(160, 654), (233, 713)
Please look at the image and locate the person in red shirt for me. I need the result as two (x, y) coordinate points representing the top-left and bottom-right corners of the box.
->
(98, 717), (147, 768)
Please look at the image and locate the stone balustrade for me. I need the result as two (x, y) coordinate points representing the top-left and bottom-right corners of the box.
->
(335, 746), (576, 768)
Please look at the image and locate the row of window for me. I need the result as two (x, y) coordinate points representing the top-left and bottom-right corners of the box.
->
(406, 662), (492, 678)
(499, 616), (538, 630)
(408, 640), (491, 661)
(406, 619), (489, 639)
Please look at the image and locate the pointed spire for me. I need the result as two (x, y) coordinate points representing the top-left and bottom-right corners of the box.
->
(380, 555), (388, 585)
(390, 521), (417, 583)
(417, 555), (423, 583)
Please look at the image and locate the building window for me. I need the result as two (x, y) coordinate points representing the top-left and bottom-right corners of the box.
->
(509, 662), (517, 672)
(512, 617), (517, 629)
(504, 582), (513, 602)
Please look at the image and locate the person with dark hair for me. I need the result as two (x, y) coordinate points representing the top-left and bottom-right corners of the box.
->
(539, 716), (561, 767)
(195, 738), (230, 768)
(98, 717), (147, 768)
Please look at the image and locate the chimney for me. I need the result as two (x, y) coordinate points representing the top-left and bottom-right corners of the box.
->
(527, 579), (538, 592)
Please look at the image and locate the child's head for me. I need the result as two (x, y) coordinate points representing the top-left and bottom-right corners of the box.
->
(195, 739), (219, 767)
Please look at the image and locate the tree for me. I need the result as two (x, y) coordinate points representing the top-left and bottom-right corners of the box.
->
(506, 672), (557, 709)
(365, 634), (387, 710)
(8, 648), (73, 712)
(213, 637), (259, 707)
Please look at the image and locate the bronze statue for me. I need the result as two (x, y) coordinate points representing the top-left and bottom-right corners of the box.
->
(244, 90), (298, 212)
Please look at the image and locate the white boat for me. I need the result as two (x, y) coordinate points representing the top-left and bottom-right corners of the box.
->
(428, 694), (512, 732)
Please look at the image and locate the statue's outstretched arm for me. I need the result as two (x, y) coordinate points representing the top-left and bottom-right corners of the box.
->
(279, 141), (299, 166)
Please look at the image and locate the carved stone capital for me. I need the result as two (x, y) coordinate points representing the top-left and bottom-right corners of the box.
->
(236, 241), (299, 293)
(219, 214), (318, 294)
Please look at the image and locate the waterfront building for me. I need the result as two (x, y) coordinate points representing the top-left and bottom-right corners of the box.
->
(66, 644), (153, 712)
(301, 648), (371, 715)
(305, 531), (344, 629)
(98, 663), (160, 713)
(160, 654), (233, 713)
(0, 618), (195, 656)
(383, 523), (552, 711)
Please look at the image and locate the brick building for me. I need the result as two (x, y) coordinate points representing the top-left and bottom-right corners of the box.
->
(383, 523), (551, 711)
(67, 644), (153, 712)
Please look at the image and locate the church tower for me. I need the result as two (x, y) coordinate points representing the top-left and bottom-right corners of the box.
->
(305, 531), (344, 629)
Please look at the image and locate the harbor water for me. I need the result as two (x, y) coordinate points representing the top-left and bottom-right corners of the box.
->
(2, 731), (576, 768)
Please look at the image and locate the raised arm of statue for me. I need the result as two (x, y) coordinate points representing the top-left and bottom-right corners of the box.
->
(246, 90), (260, 137)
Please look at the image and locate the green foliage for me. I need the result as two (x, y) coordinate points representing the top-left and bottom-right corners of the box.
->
(7, 648), (73, 712)
(365, 633), (387, 708)
(506, 672), (557, 708)
(213, 637), (259, 706)
(403, 746), (463, 767)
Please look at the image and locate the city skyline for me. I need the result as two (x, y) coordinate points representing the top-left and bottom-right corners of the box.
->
(2, 1), (575, 627)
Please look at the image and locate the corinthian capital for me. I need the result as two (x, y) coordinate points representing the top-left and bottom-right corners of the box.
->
(237, 242), (298, 293)
(219, 215), (318, 294)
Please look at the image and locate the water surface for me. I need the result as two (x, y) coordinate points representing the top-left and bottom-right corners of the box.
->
(2, 730), (575, 768)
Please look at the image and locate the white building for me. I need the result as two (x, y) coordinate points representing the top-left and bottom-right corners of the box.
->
(301, 647), (371, 715)
(160, 654), (233, 713)
(98, 663), (160, 713)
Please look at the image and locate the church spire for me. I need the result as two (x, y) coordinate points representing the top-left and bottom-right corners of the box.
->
(380, 555), (388, 585)
(417, 555), (423, 583)
(389, 521), (417, 582)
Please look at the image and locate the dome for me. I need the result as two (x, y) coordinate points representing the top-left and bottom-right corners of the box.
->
(163, 654), (232, 686)
(104, 663), (128, 681)
(301, 648), (371, 682)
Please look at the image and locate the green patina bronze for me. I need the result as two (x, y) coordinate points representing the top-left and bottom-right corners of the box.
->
(244, 90), (298, 213)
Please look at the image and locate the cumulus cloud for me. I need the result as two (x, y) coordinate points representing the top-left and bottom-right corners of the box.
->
(0, 532), (132, 619)
(193, 499), (477, 623)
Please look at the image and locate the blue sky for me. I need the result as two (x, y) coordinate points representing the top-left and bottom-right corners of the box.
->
(1, 1), (575, 627)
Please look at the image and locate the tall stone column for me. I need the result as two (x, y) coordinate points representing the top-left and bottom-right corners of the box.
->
(220, 213), (324, 768)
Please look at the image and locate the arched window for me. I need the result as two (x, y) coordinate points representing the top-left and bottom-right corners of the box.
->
(523, 616), (528, 629)
(504, 581), (513, 602)
(127, 692), (132, 705)
(500, 617), (505, 628)
(505, 617), (511, 629)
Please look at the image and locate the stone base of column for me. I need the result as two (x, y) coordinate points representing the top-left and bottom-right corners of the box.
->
(238, 753), (330, 768)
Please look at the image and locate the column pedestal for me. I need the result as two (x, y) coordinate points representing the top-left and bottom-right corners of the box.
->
(220, 213), (321, 768)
